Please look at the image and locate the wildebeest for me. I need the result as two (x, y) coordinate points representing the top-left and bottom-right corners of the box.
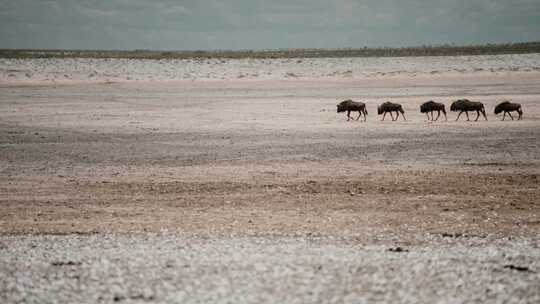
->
(450, 99), (487, 121)
(378, 101), (405, 121)
(336, 99), (368, 121)
(494, 101), (522, 120)
(420, 101), (447, 121)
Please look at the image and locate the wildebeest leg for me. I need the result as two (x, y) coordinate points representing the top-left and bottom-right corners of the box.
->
(475, 110), (480, 121)
(364, 110), (367, 122)
(356, 111), (362, 121)
(508, 112), (514, 120)
(518, 109), (523, 120)
(389, 112), (395, 121)
(456, 111), (463, 121)
(502, 112), (506, 121)
(347, 110), (351, 121)
(434, 110), (441, 121)
(401, 113), (406, 121)
(392, 111), (398, 121)
(466, 111), (470, 121)
(425, 112), (430, 121)
(381, 112), (387, 121)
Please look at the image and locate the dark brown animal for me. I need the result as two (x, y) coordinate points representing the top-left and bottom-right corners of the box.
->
(450, 99), (487, 121)
(337, 99), (368, 121)
(420, 101), (447, 121)
(378, 102), (405, 121)
(494, 101), (522, 120)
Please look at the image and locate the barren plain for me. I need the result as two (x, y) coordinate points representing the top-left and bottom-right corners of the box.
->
(1, 55), (540, 303)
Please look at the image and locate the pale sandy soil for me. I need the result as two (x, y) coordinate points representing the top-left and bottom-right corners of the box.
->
(0, 56), (539, 303)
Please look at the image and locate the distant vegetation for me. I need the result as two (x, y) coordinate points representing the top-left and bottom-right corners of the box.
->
(1, 42), (540, 60)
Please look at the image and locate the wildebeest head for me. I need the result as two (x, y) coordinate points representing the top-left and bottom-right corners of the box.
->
(336, 99), (352, 113)
(337, 103), (347, 113)
(420, 101), (435, 113)
(494, 101), (510, 114)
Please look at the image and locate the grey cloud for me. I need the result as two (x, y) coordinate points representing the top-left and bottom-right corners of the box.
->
(0, 0), (539, 50)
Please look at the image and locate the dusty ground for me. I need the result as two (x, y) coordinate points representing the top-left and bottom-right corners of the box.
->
(1, 62), (540, 302)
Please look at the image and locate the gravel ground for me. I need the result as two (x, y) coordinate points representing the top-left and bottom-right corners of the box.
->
(1, 55), (540, 303)
(1, 234), (539, 304)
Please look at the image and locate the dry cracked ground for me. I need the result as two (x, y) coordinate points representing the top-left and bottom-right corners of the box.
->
(1, 73), (540, 303)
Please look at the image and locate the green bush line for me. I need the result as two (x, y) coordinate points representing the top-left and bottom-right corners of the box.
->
(1, 42), (540, 60)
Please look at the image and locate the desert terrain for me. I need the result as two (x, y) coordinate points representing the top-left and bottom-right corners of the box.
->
(1, 55), (540, 303)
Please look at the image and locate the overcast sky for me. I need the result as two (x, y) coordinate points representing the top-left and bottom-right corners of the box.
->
(1, 0), (540, 50)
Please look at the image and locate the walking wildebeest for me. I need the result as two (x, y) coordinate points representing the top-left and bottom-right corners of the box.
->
(494, 101), (522, 120)
(420, 101), (447, 121)
(450, 99), (487, 121)
(337, 99), (368, 121)
(378, 102), (405, 121)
